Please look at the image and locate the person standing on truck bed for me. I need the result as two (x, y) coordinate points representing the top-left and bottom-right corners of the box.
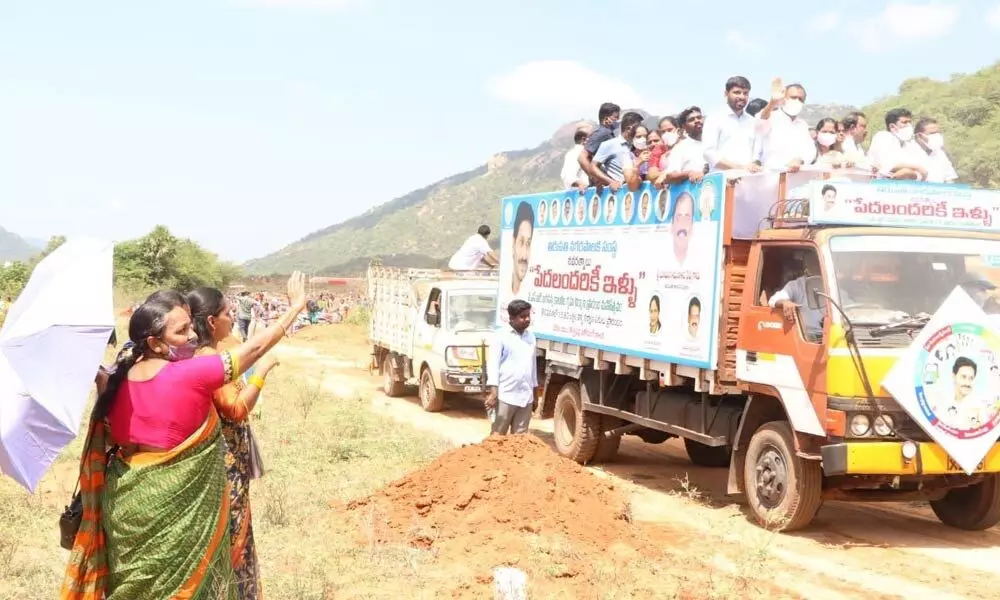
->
(448, 225), (499, 270)
(702, 75), (763, 173)
(485, 300), (539, 435)
(578, 102), (620, 187)
(591, 111), (644, 192)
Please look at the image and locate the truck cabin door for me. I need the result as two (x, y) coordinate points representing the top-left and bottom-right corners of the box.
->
(738, 244), (829, 437)
(417, 288), (443, 352)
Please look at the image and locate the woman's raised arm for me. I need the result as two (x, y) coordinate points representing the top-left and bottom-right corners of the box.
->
(229, 272), (307, 376)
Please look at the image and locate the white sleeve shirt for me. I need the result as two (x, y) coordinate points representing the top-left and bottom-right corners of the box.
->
(757, 111), (817, 170)
(868, 131), (916, 176)
(664, 137), (706, 173)
(448, 234), (492, 270)
(702, 107), (758, 171)
(560, 145), (586, 188)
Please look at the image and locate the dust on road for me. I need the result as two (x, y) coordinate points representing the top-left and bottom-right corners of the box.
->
(276, 331), (1000, 599)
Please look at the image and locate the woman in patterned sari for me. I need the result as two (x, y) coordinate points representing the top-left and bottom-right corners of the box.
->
(61, 273), (307, 600)
(188, 287), (276, 599)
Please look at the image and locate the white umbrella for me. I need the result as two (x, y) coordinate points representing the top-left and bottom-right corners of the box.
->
(0, 237), (115, 492)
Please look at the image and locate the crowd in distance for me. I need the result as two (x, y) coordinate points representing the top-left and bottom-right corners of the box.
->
(560, 75), (958, 194)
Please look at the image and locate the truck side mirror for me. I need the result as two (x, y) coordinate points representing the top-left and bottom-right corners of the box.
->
(804, 275), (826, 310)
(425, 312), (440, 326)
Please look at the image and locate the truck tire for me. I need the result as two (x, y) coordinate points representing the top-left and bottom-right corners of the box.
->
(930, 474), (1000, 531)
(684, 438), (732, 468)
(382, 357), (405, 398)
(592, 429), (622, 463)
(418, 368), (445, 413)
(743, 421), (823, 531)
(553, 382), (600, 464)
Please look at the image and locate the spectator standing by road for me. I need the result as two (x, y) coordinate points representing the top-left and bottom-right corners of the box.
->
(486, 300), (539, 435)
(236, 291), (255, 341)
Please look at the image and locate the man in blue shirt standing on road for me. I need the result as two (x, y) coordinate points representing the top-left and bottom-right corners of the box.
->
(486, 299), (539, 435)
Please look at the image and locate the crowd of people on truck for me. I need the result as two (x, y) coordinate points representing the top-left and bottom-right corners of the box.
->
(560, 74), (958, 192)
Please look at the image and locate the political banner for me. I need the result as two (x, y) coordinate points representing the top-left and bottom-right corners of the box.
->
(496, 174), (726, 369)
(808, 180), (1000, 232)
(882, 287), (1000, 475)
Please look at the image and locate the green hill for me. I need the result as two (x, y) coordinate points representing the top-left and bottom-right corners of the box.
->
(247, 63), (1000, 275)
(0, 227), (40, 262)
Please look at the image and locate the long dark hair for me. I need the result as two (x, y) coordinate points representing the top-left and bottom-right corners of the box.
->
(187, 287), (226, 349)
(94, 290), (188, 420)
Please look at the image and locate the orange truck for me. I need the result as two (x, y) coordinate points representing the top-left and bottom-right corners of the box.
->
(495, 170), (1000, 531)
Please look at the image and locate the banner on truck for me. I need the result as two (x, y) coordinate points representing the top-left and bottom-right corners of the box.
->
(496, 174), (726, 369)
(882, 287), (1000, 475)
(808, 180), (1000, 232)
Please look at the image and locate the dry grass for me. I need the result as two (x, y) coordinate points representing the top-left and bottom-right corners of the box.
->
(0, 322), (447, 600)
(0, 322), (791, 599)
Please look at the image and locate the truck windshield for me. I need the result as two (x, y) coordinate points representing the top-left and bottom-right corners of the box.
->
(446, 292), (497, 331)
(829, 235), (1000, 325)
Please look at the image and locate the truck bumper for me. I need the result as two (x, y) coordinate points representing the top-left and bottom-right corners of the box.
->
(439, 369), (485, 394)
(821, 441), (1000, 476)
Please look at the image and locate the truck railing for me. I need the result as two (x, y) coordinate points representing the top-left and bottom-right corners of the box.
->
(367, 265), (499, 282)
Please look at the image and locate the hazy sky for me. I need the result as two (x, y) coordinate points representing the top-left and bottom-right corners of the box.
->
(2, 0), (999, 261)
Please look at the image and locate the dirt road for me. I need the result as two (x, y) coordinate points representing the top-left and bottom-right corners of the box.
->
(276, 334), (1000, 599)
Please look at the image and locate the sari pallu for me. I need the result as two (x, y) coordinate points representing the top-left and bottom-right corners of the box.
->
(61, 407), (236, 600)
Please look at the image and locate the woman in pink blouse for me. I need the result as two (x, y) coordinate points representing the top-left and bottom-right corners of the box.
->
(62, 273), (307, 600)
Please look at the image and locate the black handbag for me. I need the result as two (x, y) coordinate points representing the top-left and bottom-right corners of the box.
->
(59, 445), (118, 550)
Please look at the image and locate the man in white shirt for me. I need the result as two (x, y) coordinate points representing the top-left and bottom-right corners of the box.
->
(486, 299), (539, 435)
(840, 111), (869, 167)
(913, 117), (958, 183)
(756, 81), (817, 171)
(560, 128), (591, 190)
(448, 225), (499, 270)
(702, 76), (763, 173)
(867, 108), (928, 180)
(657, 106), (708, 185)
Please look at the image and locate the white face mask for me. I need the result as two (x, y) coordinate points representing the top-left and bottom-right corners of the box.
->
(783, 99), (804, 118)
(632, 136), (648, 150)
(816, 132), (837, 147)
(924, 133), (944, 151)
(894, 125), (914, 142)
(662, 131), (679, 147)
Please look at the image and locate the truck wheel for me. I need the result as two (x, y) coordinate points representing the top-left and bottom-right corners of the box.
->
(592, 428), (622, 463)
(418, 369), (445, 412)
(684, 438), (732, 468)
(382, 358), (405, 398)
(553, 382), (601, 464)
(930, 474), (1000, 531)
(743, 421), (823, 531)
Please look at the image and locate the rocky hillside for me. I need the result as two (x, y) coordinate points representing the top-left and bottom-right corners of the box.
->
(245, 104), (860, 276)
(0, 227), (40, 262)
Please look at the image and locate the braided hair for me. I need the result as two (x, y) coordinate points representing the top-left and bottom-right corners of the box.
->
(94, 290), (188, 420)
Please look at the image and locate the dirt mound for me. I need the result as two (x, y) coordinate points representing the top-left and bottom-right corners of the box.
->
(340, 435), (700, 598)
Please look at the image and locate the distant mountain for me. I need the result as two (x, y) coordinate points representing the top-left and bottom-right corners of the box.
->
(0, 227), (40, 262)
(244, 99), (889, 276)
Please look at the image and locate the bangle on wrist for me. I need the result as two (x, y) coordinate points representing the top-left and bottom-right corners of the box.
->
(248, 374), (266, 390)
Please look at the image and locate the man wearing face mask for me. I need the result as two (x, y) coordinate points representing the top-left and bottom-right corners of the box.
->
(579, 102), (621, 187)
(868, 108), (928, 180)
(913, 117), (957, 183)
(659, 108), (708, 185)
(591, 111), (643, 192)
(756, 79), (816, 172)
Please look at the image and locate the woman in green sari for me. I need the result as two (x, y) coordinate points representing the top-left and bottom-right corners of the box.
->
(61, 274), (306, 600)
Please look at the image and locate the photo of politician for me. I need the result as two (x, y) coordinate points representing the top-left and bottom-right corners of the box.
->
(605, 195), (617, 224)
(589, 195), (600, 223)
(510, 201), (534, 296)
(550, 198), (560, 226)
(687, 296), (701, 340)
(537, 198), (548, 226)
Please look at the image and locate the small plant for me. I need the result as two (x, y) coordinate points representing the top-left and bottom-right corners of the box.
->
(260, 479), (290, 528)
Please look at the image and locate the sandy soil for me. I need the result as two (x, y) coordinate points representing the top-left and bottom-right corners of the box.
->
(275, 333), (1000, 600)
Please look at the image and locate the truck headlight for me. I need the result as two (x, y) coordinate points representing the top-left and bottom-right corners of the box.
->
(849, 414), (871, 437)
(873, 414), (895, 437)
(446, 346), (480, 366)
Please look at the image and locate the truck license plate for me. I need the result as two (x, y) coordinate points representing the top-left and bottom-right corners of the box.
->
(463, 385), (482, 393)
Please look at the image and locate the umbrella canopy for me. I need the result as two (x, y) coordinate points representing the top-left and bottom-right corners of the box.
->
(0, 238), (115, 492)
